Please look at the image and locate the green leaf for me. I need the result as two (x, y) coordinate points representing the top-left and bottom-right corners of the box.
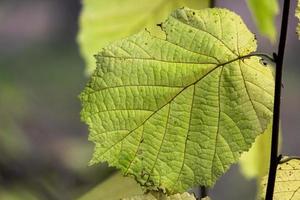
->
(78, 0), (209, 75)
(80, 8), (274, 193)
(239, 123), (272, 178)
(247, 0), (279, 41)
(78, 173), (143, 200)
(121, 192), (197, 200)
(239, 122), (282, 179)
(260, 157), (300, 199)
(238, 65), (275, 179)
(296, 0), (300, 39)
(0, 187), (39, 200)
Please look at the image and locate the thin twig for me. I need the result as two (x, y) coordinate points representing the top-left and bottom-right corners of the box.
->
(279, 156), (300, 164)
(200, 186), (207, 198)
(265, 0), (290, 199)
(249, 53), (275, 63)
(234, 53), (275, 63)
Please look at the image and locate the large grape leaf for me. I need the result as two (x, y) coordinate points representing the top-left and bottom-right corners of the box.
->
(260, 158), (300, 199)
(247, 0), (279, 41)
(122, 192), (197, 200)
(80, 8), (274, 193)
(296, 0), (300, 39)
(78, 0), (209, 75)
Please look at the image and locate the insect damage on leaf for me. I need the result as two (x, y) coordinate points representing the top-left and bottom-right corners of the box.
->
(260, 157), (300, 199)
(80, 7), (274, 193)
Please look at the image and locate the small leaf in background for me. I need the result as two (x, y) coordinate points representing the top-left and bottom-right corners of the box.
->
(296, 0), (300, 39)
(80, 7), (274, 193)
(78, 173), (143, 200)
(260, 157), (300, 199)
(239, 123), (272, 178)
(0, 187), (40, 200)
(239, 122), (282, 179)
(121, 191), (197, 200)
(77, 0), (209, 75)
(247, 0), (279, 41)
(0, 83), (31, 158)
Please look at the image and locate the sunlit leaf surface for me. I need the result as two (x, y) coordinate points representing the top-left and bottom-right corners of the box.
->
(247, 0), (279, 41)
(78, 173), (143, 200)
(80, 8), (274, 193)
(239, 123), (272, 178)
(260, 158), (300, 199)
(78, 0), (209, 75)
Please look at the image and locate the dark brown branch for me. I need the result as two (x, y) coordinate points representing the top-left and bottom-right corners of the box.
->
(265, 0), (290, 199)
(200, 186), (207, 198)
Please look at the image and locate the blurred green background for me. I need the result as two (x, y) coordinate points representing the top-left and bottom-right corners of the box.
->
(0, 0), (299, 199)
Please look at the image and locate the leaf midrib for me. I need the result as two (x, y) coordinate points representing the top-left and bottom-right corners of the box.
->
(89, 52), (255, 95)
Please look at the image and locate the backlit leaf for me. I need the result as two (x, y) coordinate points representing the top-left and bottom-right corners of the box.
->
(80, 8), (274, 193)
(239, 123), (272, 178)
(78, 173), (143, 200)
(260, 158), (300, 199)
(247, 0), (279, 41)
(78, 0), (209, 75)
(239, 122), (282, 179)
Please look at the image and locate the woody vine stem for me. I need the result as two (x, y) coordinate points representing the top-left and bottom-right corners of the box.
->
(202, 0), (290, 199)
(266, 0), (290, 199)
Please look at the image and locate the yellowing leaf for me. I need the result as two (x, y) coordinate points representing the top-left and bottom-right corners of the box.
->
(80, 8), (274, 193)
(239, 122), (282, 179)
(122, 192), (196, 200)
(247, 0), (279, 41)
(296, 0), (300, 39)
(260, 158), (300, 199)
(78, 173), (143, 200)
(239, 123), (272, 178)
(78, 0), (209, 75)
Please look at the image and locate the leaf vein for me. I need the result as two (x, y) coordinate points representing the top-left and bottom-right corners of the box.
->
(170, 15), (238, 57)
